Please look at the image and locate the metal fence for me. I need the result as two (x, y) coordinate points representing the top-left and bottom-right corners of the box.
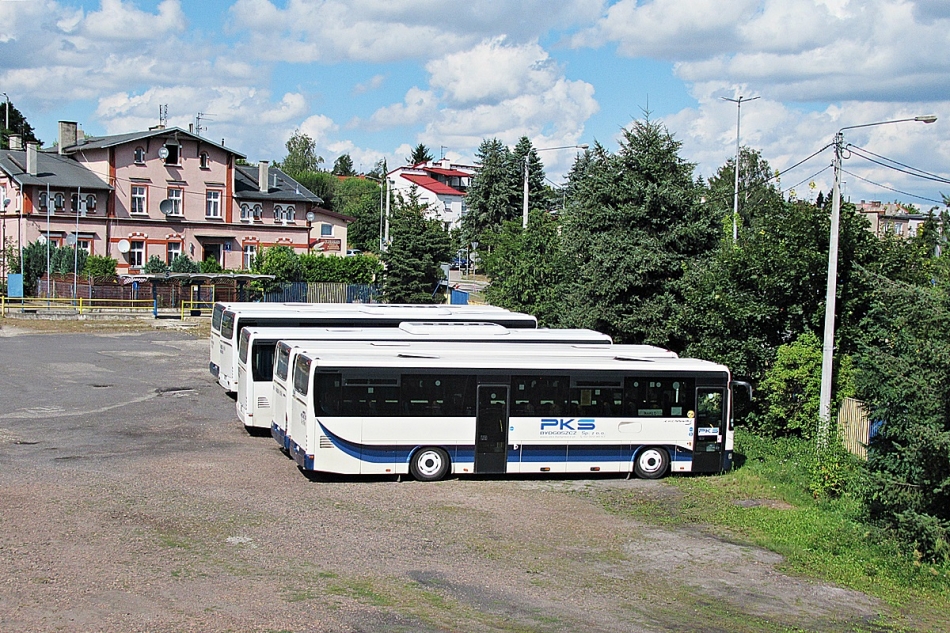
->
(263, 282), (380, 303)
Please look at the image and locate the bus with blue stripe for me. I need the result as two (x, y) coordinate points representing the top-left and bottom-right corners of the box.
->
(286, 345), (737, 480)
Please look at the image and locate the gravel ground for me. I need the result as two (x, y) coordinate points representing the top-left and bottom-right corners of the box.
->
(0, 321), (892, 632)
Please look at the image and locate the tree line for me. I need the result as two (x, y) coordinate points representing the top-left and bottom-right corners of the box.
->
(461, 118), (948, 565)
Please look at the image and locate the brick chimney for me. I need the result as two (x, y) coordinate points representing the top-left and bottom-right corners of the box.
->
(58, 121), (78, 154)
(258, 161), (269, 193)
(26, 143), (37, 176)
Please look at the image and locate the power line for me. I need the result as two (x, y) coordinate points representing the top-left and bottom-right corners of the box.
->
(846, 144), (950, 185)
(840, 169), (947, 206)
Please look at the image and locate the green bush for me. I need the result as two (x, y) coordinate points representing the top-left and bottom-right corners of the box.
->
(83, 254), (117, 278)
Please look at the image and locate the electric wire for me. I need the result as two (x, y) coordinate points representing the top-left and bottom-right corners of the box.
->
(840, 169), (946, 206)
(846, 144), (950, 185)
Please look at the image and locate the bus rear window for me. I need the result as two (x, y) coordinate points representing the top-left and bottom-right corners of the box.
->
(275, 345), (291, 382)
(212, 304), (225, 332)
(293, 355), (311, 396)
(238, 329), (252, 364)
(220, 312), (235, 340)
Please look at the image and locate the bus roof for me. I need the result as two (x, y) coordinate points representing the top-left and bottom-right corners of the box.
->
(296, 345), (718, 373)
(243, 323), (613, 345)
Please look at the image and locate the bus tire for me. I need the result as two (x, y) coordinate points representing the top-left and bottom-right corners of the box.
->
(410, 447), (450, 482)
(634, 447), (669, 479)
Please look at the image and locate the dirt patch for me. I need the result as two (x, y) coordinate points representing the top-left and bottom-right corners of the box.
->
(0, 330), (927, 633)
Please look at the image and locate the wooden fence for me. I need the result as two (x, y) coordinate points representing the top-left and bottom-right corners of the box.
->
(838, 397), (871, 459)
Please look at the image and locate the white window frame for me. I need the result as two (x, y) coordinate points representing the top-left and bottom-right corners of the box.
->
(243, 244), (257, 270)
(205, 190), (222, 218)
(166, 241), (182, 264)
(129, 240), (145, 268)
(167, 187), (183, 216)
(131, 186), (147, 215)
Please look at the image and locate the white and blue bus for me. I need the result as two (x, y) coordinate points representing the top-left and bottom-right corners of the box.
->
(271, 338), (678, 455)
(286, 344), (737, 480)
(213, 304), (537, 392)
(236, 321), (614, 430)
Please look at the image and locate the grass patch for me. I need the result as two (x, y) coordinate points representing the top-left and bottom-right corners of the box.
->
(595, 429), (950, 631)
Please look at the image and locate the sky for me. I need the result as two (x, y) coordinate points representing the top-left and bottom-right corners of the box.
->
(1, 0), (949, 209)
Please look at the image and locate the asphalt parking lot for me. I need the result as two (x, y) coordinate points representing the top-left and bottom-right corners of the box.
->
(0, 324), (884, 632)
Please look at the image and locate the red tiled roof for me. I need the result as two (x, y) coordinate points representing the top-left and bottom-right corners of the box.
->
(423, 166), (472, 179)
(401, 173), (465, 196)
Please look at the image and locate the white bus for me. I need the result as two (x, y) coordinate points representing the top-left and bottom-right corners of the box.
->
(209, 301), (509, 383)
(213, 304), (537, 392)
(286, 344), (731, 480)
(236, 321), (614, 430)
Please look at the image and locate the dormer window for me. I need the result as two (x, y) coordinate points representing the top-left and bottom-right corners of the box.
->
(199, 152), (210, 169)
(134, 147), (145, 164)
(159, 143), (180, 165)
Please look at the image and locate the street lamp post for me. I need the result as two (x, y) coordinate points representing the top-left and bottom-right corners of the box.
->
(722, 95), (759, 243)
(522, 144), (589, 228)
(817, 114), (937, 447)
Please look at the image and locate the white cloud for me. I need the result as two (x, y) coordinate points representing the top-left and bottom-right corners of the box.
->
(366, 87), (439, 130)
(353, 74), (385, 95)
(657, 86), (950, 208)
(227, 0), (602, 63)
(576, 0), (950, 104)
(363, 38), (598, 175)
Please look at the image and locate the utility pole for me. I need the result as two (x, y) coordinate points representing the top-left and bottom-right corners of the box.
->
(721, 95), (759, 243)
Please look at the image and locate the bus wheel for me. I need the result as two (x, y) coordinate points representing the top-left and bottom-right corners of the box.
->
(411, 447), (450, 482)
(634, 447), (669, 479)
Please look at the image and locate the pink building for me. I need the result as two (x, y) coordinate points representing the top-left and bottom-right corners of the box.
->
(0, 122), (350, 275)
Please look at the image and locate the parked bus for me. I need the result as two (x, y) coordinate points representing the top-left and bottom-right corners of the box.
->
(209, 301), (509, 382)
(271, 339), (679, 455)
(285, 344), (729, 480)
(213, 304), (537, 392)
(236, 321), (614, 430)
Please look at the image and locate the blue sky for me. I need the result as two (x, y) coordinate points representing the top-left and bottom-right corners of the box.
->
(2, 0), (949, 207)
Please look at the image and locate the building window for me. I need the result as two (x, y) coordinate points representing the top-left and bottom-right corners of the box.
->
(85, 194), (97, 213)
(240, 203), (252, 222)
(161, 144), (180, 165)
(205, 190), (221, 218)
(166, 241), (181, 264)
(129, 240), (145, 268)
(243, 244), (256, 270)
(167, 188), (183, 215)
(199, 152), (210, 169)
(134, 147), (145, 164)
(320, 223), (332, 237)
(131, 186), (147, 214)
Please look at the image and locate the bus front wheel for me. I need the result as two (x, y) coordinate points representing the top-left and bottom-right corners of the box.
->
(411, 447), (450, 482)
(634, 447), (669, 479)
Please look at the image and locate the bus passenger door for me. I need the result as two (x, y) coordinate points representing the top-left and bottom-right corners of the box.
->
(475, 385), (509, 474)
(693, 388), (726, 473)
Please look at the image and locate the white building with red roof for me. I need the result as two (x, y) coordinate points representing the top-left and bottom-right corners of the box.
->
(387, 158), (476, 229)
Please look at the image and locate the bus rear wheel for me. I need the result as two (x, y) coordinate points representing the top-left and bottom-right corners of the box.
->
(634, 447), (669, 479)
(411, 447), (450, 481)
